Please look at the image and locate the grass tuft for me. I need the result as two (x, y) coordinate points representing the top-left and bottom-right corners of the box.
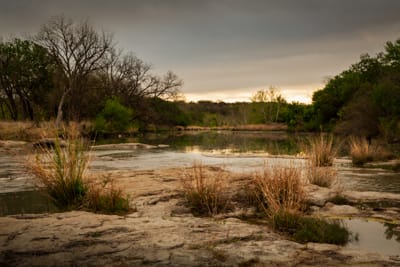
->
(272, 211), (349, 245)
(307, 133), (337, 167)
(85, 176), (131, 214)
(307, 165), (337, 188)
(348, 136), (393, 166)
(180, 162), (230, 216)
(253, 164), (305, 217)
(28, 131), (88, 209)
(27, 128), (131, 214)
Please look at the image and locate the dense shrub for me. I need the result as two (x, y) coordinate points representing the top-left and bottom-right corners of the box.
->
(95, 98), (133, 133)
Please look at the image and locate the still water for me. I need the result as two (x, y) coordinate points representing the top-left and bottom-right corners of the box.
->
(1, 131), (400, 214)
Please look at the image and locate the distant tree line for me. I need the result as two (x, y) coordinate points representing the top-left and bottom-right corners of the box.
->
(0, 16), (399, 140)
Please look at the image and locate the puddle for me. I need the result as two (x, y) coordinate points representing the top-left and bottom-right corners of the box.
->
(344, 218), (400, 256)
(0, 190), (57, 216)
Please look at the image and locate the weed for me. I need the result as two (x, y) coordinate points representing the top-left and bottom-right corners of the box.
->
(180, 162), (230, 216)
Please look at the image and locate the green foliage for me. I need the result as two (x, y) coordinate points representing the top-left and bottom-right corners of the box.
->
(0, 39), (56, 120)
(272, 211), (350, 245)
(95, 98), (133, 133)
(311, 37), (400, 140)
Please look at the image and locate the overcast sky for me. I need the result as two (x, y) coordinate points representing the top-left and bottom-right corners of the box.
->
(1, 0), (400, 102)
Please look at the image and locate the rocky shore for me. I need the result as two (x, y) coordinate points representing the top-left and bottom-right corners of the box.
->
(1, 166), (400, 266)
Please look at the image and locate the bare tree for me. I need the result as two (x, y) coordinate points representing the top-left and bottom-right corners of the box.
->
(36, 15), (113, 126)
(101, 50), (182, 103)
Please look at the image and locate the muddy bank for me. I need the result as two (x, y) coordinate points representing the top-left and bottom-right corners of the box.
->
(1, 168), (400, 266)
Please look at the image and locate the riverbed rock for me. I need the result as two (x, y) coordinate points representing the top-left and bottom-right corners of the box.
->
(319, 203), (360, 216)
(305, 184), (338, 206)
(1, 167), (400, 266)
(91, 143), (159, 150)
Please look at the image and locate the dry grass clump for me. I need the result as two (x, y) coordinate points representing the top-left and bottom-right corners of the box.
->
(85, 176), (131, 214)
(349, 136), (393, 166)
(307, 133), (337, 167)
(28, 131), (88, 209)
(307, 165), (337, 188)
(180, 163), (230, 216)
(0, 120), (58, 141)
(27, 128), (131, 214)
(253, 164), (305, 217)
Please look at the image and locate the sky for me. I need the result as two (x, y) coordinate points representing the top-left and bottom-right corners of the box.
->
(1, 0), (400, 103)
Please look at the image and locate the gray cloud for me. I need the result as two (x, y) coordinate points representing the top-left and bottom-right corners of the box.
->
(1, 0), (400, 101)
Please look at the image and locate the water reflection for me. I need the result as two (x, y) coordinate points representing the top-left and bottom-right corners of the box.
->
(97, 131), (302, 155)
(0, 190), (57, 216)
(344, 218), (400, 256)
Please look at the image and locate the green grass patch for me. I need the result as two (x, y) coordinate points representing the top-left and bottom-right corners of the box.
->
(272, 211), (350, 245)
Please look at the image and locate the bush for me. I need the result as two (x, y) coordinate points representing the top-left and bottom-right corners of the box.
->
(253, 165), (305, 217)
(180, 163), (230, 216)
(273, 211), (350, 245)
(95, 98), (133, 133)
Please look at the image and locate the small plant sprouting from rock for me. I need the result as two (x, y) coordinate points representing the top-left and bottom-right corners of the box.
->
(27, 128), (132, 214)
(180, 162), (230, 216)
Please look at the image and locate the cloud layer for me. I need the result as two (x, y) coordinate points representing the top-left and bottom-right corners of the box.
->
(1, 0), (400, 102)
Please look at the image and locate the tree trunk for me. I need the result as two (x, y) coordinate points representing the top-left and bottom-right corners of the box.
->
(55, 89), (69, 128)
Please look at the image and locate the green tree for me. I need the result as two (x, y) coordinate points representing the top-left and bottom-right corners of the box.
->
(0, 39), (55, 120)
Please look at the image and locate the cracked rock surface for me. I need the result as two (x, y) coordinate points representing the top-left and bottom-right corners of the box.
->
(1, 167), (400, 266)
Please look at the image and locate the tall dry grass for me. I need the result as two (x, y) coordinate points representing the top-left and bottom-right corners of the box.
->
(85, 176), (131, 214)
(28, 130), (88, 209)
(307, 133), (337, 167)
(306, 164), (338, 188)
(180, 162), (230, 216)
(27, 127), (131, 213)
(305, 133), (339, 187)
(348, 136), (392, 166)
(253, 164), (305, 217)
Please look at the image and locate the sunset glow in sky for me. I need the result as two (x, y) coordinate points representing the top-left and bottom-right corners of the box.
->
(1, 0), (400, 103)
